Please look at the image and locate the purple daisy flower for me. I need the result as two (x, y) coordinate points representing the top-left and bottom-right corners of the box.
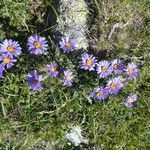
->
(0, 39), (22, 56)
(97, 60), (112, 78)
(124, 94), (137, 107)
(114, 76), (126, 88)
(62, 70), (74, 86)
(59, 36), (74, 53)
(79, 53), (97, 71)
(45, 62), (59, 77)
(94, 86), (108, 100)
(105, 78), (120, 94)
(125, 62), (138, 79)
(27, 35), (48, 55)
(111, 59), (123, 74)
(26, 70), (43, 91)
(0, 53), (16, 69)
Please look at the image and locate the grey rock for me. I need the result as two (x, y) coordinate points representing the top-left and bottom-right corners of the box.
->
(57, 0), (89, 50)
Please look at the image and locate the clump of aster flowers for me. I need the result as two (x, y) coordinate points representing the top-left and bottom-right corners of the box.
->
(26, 70), (43, 91)
(0, 34), (139, 108)
(27, 35), (48, 55)
(0, 39), (22, 78)
(86, 55), (139, 106)
(59, 36), (74, 53)
(89, 75), (126, 102)
(79, 53), (97, 71)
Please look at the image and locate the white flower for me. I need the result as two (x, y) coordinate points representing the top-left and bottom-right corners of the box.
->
(65, 126), (88, 146)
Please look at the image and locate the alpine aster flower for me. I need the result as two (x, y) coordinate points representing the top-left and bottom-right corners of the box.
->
(45, 62), (59, 77)
(111, 59), (123, 74)
(94, 86), (108, 100)
(27, 35), (48, 55)
(124, 94), (137, 107)
(0, 53), (16, 69)
(59, 36), (74, 53)
(114, 76), (126, 88)
(0, 39), (22, 56)
(105, 78), (120, 94)
(62, 70), (74, 86)
(26, 70), (43, 91)
(97, 60), (112, 78)
(125, 62), (138, 79)
(79, 53), (97, 71)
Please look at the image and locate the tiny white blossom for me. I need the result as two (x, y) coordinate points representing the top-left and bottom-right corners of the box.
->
(65, 126), (88, 146)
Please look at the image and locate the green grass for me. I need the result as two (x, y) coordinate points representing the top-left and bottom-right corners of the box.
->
(0, 0), (150, 149)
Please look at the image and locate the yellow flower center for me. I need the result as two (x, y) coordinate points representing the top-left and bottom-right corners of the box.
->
(101, 66), (107, 72)
(65, 42), (71, 47)
(113, 64), (119, 69)
(3, 57), (10, 63)
(98, 90), (103, 95)
(110, 83), (116, 89)
(49, 67), (56, 72)
(128, 68), (133, 75)
(127, 97), (133, 103)
(86, 59), (92, 66)
(34, 41), (41, 48)
(66, 75), (71, 80)
(7, 45), (14, 52)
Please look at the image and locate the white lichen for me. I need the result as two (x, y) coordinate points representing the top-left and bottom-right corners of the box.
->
(58, 0), (89, 50)
(65, 126), (88, 146)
